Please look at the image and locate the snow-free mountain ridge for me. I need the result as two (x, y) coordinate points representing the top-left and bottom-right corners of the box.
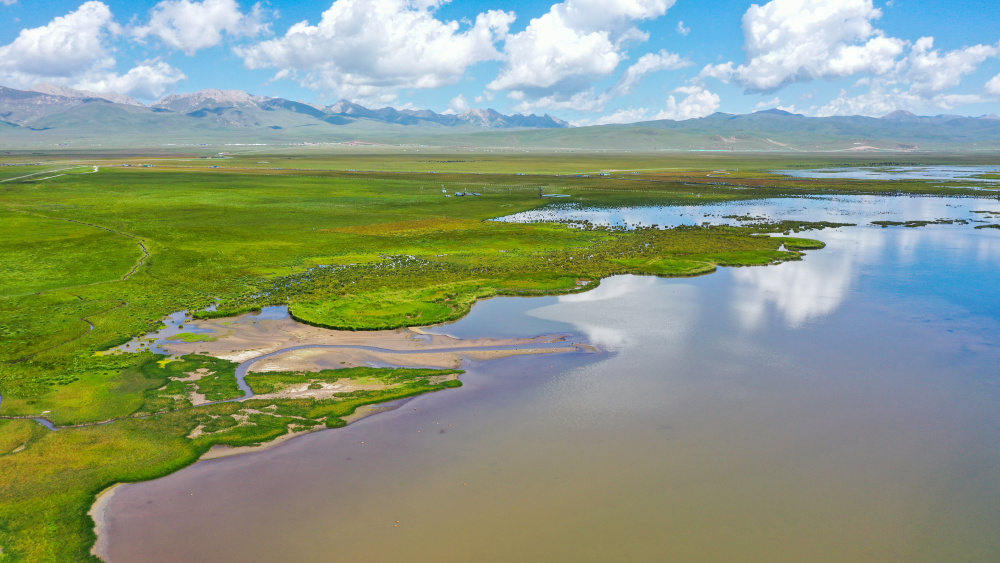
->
(3, 85), (1000, 151)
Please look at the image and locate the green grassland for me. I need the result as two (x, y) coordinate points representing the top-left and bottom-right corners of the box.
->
(0, 151), (995, 561)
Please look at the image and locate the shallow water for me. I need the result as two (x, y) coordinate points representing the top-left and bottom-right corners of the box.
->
(777, 165), (1000, 184)
(497, 193), (1000, 230)
(103, 198), (1000, 562)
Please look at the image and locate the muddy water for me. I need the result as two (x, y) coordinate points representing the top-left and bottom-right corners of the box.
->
(103, 201), (1000, 562)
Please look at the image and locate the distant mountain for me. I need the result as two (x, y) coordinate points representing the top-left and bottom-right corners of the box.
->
(152, 89), (269, 112)
(0, 85), (568, 137)
(31, 83), (143, 107)
(322, 99), (568, 129)
(0, 85), (104, 125)
(141, 89), (569, 129)
(456, 108), (569, 128)
(2, 84), (1000, 150)
(754, 108), (801, 117)
(882, 110), (920, 122)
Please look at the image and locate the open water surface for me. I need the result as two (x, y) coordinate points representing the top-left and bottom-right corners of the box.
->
(497, 193), (1000, 230)
(103, 196), (1000, 562)
(777, 165), (1000, 184)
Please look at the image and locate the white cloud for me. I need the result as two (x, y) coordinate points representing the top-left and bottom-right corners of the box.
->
(572, 107), (651, 126)
(76, 61), (188, 100)
(815, 84), (908, 116)
(610, 50), (690, 98)
(933, 93), (987, 109)
(444, 94), (470, 114)
(699, 61), (734, 83)
(696, 0), (1000, 116)
(0, 2), (185, 100)
(676, 20), (689, 36)
(814, 80), (992, 116)
(238, 0), (514, 103)
(133, 0), (268, 56)
(510, 49), (690, 113)
(655, 85), (720, 120)
(732, 0), (904, 91)
(489, 0), (675, 104)
(904, 37), (999, 94)
(2, 0), (18, 6)
(0, 1), (119, 86)
(473, 90), (495, 104)
(753, 96), (781, 111)
(987, 74), (1000, 96)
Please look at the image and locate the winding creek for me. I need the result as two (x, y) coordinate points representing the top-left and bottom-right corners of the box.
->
(0, 338), (588, 430)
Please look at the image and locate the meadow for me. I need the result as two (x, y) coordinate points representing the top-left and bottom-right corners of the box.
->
(1, 150), (997, 561)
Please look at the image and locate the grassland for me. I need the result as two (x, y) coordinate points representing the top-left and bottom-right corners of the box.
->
(1, 150), (996, 561)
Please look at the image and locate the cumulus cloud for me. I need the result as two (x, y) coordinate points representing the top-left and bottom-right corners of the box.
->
(696, 0), (1000, 116)
(676, 20), (689, 36)
(572, 107), (651, 126)
(655, 85), (720, 120)
(444, 94), (470, 114)
(904, 37), (999, 94)
(988, 74), (1000, 96)
(489, 0), (675, 105)
(0, 2), (185, 100)
(699, 61), (735, 83)
(133, 0), (268, 56)
(814, 84), (910, 116)
(610, 50), (690, 98)
(733, 0), (904, 91)
(238, 0), (514, 103)
(2, 0), (18, 6)
(76, 61), (188, 99)
(753, 96), (781, 111)
(0, 1), (119, 86)
(814, 80), (990, 116)
(511, 49), (690, 113)
(810, 34), (1000, 116)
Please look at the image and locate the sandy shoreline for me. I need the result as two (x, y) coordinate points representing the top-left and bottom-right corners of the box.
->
(89, 483), (122, 561)
(159, 312), (574, 364)
(89, 308), (596, 560)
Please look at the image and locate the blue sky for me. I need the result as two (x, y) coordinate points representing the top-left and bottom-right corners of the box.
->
(3, 0), (1000, 123)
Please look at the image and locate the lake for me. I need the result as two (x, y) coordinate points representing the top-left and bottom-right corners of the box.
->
(102, 196), (1000, 562)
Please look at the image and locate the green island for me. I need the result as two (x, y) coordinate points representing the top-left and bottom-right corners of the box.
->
(2, 150), (999, 561)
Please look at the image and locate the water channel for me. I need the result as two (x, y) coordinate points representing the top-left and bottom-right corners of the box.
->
(102, 196), (1000, 562)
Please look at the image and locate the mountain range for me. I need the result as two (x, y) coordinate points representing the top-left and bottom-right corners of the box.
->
(0, 85), (568, 132)
(2, 84), (1000, 151)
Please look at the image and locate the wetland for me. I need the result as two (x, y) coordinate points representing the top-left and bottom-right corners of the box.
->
(1, 150), (999, 561)
(101, 184), (1000, 562)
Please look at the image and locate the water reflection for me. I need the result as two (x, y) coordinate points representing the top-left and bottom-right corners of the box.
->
(505, 195), (1000, 331)
(531, 275), (698, 351)
(731, 228), (883, 329)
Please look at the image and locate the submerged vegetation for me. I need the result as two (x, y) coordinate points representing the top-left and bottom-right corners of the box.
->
(1, 150), (997, 561)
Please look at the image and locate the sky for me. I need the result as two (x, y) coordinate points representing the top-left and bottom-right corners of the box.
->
(3, 0), (1000, 124)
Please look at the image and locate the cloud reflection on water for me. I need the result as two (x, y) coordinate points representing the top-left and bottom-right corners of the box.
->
(529, 275), (700, 352)
(731, 228), (885, 329)
(502, 195), (1000, 332)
